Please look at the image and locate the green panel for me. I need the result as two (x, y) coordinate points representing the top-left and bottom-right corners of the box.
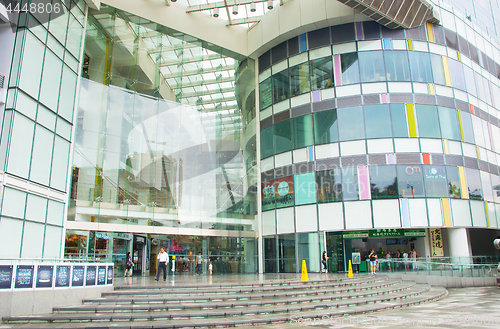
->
(260, 126), (274, 159)
(294, 172), (316, 205)
(364, 104), (392, 139)
(390, 104), (409, 138)
(274, 119), (291, 154)
(292, 114), (313, 149)
(415, 105), (441, 138)
(313, 109), (338, 144)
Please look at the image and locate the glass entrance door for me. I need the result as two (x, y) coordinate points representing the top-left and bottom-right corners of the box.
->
(326, 232), (344, 272)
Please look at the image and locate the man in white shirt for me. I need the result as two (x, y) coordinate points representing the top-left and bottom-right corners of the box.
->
(155, 247), (169, 281)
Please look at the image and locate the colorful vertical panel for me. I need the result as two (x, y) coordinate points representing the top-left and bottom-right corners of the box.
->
(441, 198), (452, 227)
(356, 22), (363, 40)
(469, 104), (475, 114)
(358, 166), (371, 200)
(442, 56), (452, 87)
(407, 39), (413, 51)
(457, 110), (465, 142)
(476, 145), (481, 160)
(383, 39), (392, 49)
(426, 23), (435, 43)
(400, 199), (410, 228)
(300, 33), (307, 53)
(406, 104), (418, 137)
(387, 153), (395, 164)
(312, 90), (320, 102)
(458, 166), (468, 199)
(457, 51), (461, 62)
(334, 55), (342, 86)
(307, 146), (314, 161)
(381, 93), (387, 103)
(443, 139), (450, 154)
(428, 83), (435, 95)
(489, 81), (495, 107)
(422, 153), (431, 164)
(485, 201), (491, 228)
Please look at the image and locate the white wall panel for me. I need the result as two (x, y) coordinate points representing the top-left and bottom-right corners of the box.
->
(372, 199), (401, 228)
(315, 143), (339, 159)
(275, 151), (292, 167)
(262, 210), (276, 236)
(470, 200), (487, 227)
(277, 207), (294, 234)
(340, 140), (366, 156)
(451, 199), (472, 227)
(367, 139), (394, 154)
(427, 199), (444, 227)
(394, 138), (420, 152)
(344, 201), (372, 229)
(420, 138), (443, 153)
(295, 205), (318, 232)
(318, 203), (344, 231)
(408, 199), (428, 227)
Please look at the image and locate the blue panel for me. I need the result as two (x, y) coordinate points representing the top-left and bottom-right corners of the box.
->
(300, 34), (307, 53)
(383, 39), (392, 50)
(400, 199), (410, 228)
(308, 146), (313, 161)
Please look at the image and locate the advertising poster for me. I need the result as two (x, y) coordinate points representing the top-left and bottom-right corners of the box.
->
(261, 179), (276, 211)
(430, 228), (444, 256)
(275, 176), (294, 208)
(36, 265), (54, 288)
(55, 265), (71, 287)
(0, 265), (13, 289)
(15, 265), (34, 289)
(352, 252), (361, 265)
(97, 266), (106, 285)
(86, 266), (96, 286)
(72, 266), (85, 287)
(106, 266), (114, 285)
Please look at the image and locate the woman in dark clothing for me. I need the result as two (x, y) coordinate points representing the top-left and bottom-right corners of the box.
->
(321, 251), (328, 273)
(124, 252), (133, 277)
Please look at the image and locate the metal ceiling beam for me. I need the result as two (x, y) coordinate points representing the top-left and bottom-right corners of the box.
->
(169, 76), (235, 89)
(178, 87), (235, 98)
(186, 0), (269, 13)
(159, 53), (227, 66)
(162, 66), (235, 79)
(227, 17), (261, 26)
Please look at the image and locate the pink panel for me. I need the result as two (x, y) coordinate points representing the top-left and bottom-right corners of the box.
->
(358, 166), (371, 200)
(381, 93), (387, 104)
(334, 55), (342, 86)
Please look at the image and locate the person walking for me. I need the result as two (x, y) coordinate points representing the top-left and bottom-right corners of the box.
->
(386, 251), (392, 272)
(321, 251), (328, 273)
(411, 248), (419, 270)
(368, 249), (378, 274)
(196, 252), (204, 275)
(403, 249), (409, 271)
(124, 252), (134, 278)
(155, 247), (169, 281)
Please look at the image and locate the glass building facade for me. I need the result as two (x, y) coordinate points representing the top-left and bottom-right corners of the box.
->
(0, 0), (499, 274)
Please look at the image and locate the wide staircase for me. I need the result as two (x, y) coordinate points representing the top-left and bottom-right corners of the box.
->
(2, 275), (447, 328)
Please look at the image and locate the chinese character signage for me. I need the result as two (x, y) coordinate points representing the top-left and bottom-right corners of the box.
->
(430, 228), (444, 256)
(369, 229), (404, 238)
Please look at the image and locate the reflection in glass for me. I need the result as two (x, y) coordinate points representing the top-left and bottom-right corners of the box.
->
(446, 166), (461, 198)
(316, 169), (342, 202)
(340, 52), (360, 85)
(465, 168), (483, 200)
(272, 69), (290, 104)
(260, 126), (274, 159)
(397, 165), (424, 198)
(370, 165), (398, 199)
(459, 111), (475, 143)
(289, 63), (310, 97)
(313, 109), (338, 144)
(278, 234), (296, 273)
(463, 65), (477, 97)
(338, 106), (365, 141)
(259, 77), (272, 110)
(264, 237), (277, 273)
(390, 104), (409, 138)
(292, 115), (313, 149)
(384, 51), (411, 81)
(448, 59), (466, 91)
(341, 167), (358, 201)
(297, 232), (320, 273)
(416, 105), (441, 138)
(438, 107), (460, 140)
(430, 54), (445, 85)
(359, 51), (386, 82)
(274, 120), (292, 154)
(364, 104), (392, 138)
(481, 171), (494, 202)
(310, 56), (333, 90)
(409, 52), (433, 83)
(423, 165), (448, 197)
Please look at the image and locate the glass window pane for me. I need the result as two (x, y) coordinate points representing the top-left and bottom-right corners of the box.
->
(18, 31), (45, 99)
(408, 51), (433, 83)
(56, 118), (72, 140)
(390, 104), (409, 138)
(272, 69), (290, 104)
(310, 56), (333, 90)
(416, 105), (441, 138)
(338, 106), (365, 141)
(39, 50), (63, 112)
(460, 111), (475, 143)
(313, 109), (338, 144)
(463, 65), (477, 97)
(294, 172), (316, 205)
(423, 165), (448, 197)
(370, 165), (398, 199)
(446, 166), (461, 198)
(359, 51), (386, 82)
(21, 221), (44, 259)
(364, 104), (392, 138)
(481, 171), (494, 202)
(260, 126), (274, 159)
(438, 107), (460, 140)
(384, 51), (410, 81)
(37, 104), (56, 131)
(430, 54), (445, 85)
(491, 173), (500, 203)
(290, 63), (310, 97)
(25, 194), (48, 223)
(316, 169), (342, 202)
(448, 59), (466, 91)
(58, 65), (77, 121)
(341, 167), (358, 201)
(292, 114), (313, 149)
(44, 225), (63, 259)
(47, 199), (65, 226)
(397, 165), (424, 197)
(16, 90), (37, 120)
(49, 0), (69, 45)
(30, 125), (54, 186)
(7, 114), (35, 178)
(274, 120), (292, 154)
(66, 14), (84, 57)
(1, 187), (27, 219)
(465, 168), (483, 200)
(0, 217), (23, 258)
(340, 52), (360, 85)
(259, 77), (272, 110)
(50, 136), (70, 191)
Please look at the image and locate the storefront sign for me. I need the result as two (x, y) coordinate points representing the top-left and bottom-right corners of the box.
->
(36, 265), (54, 288)
(430, 228), (444, 256)
(343, 231), (369, 239)
(404, 229), (426, 237)
(344, 229), (426, 239)
(369, 229), (404, 238)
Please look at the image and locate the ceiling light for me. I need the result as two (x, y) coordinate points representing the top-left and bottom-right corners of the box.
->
(213, 7), (219, 17)
(250, 2), (256, 12)
(267, 0), (273, 9)
(232, 5), (239, 15)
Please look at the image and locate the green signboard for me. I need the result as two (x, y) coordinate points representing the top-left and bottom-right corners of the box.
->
(343, 229), (426, 239)
(404, 229), (426, 237)
(343, 231), (369, 239)
(369, 229), (404, 238)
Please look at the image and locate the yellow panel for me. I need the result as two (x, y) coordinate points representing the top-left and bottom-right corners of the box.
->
(457, 109), (465, 142)
(458, 166), (468, 199)
(428, 83), (435, 95)
(426, 23), (435, 43)
(485, 201), (491, 228)
(407, 39), (413, 51)
(406, 104), (417, 137)
(441, 198), (452, 227)
(476, 145), (481, 160)
(442, 56), (452, 87)
(457, 51), (461, 62)
(443, 139), (449, 154)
